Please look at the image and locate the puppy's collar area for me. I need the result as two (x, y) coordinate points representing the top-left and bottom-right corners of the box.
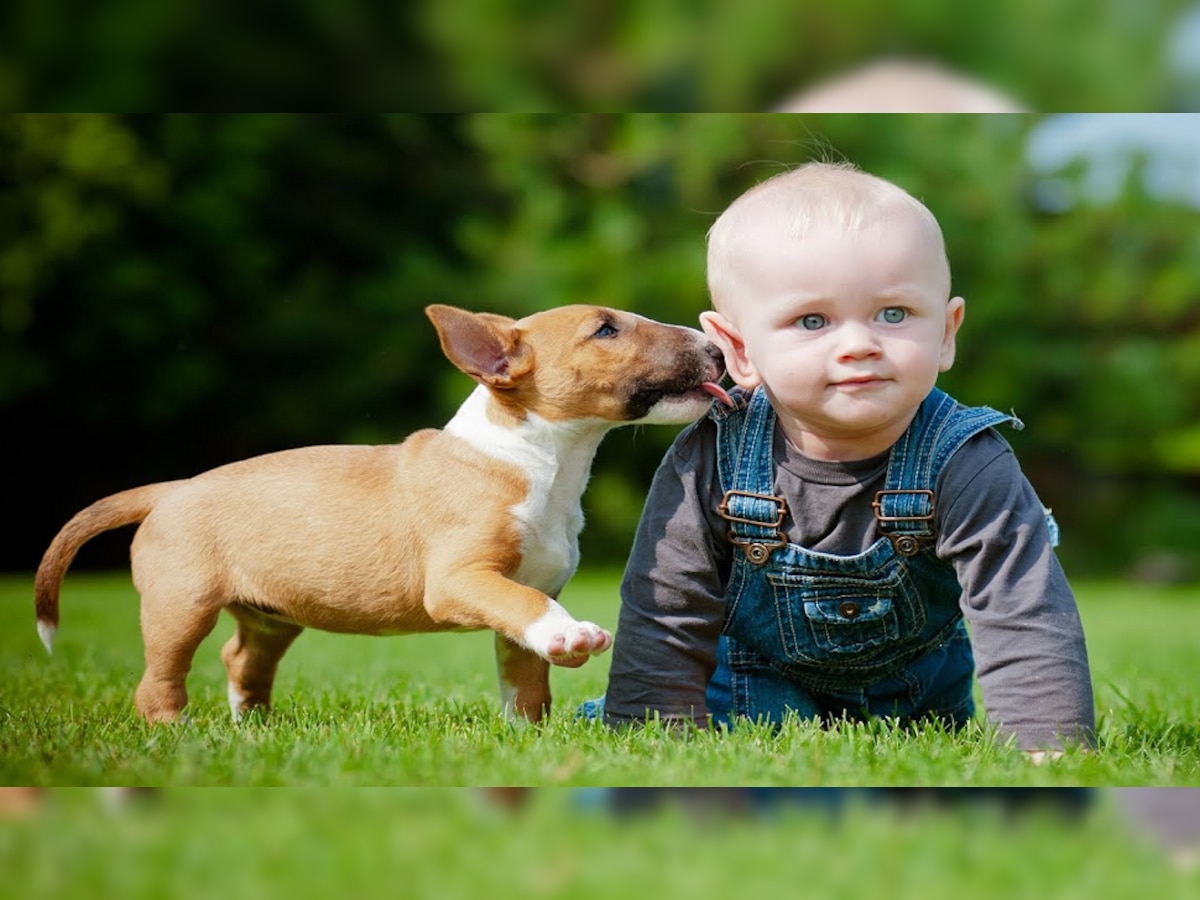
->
(446, 385), (611, 470)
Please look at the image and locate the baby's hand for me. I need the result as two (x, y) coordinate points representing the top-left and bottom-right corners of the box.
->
(1027, 747), (1093, 765)
(1026, 750), (1064, 765)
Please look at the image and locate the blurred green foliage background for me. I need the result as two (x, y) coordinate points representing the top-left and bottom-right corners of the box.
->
(2, 113), (1199, 578)
(2, 0), (1199, 110)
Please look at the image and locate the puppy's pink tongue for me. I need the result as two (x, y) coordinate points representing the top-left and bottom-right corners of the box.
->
(702, 382), (734, 407)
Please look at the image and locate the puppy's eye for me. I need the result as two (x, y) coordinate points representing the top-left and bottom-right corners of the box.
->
(593, 322), (620, 339)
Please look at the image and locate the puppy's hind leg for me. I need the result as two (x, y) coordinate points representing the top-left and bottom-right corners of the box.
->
(494, 634), (551, 724)
(135, 589), (222, 723)
(221, 606), (304, 721)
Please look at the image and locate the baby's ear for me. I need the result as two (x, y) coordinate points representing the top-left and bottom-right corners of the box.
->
(700, 311), (761, 389)
(938, 296), (966, 372)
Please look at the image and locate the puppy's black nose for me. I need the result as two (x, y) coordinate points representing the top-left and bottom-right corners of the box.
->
(705, 342), (725, 365)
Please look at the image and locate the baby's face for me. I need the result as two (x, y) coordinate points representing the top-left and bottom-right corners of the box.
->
(703, 212), (962, 461)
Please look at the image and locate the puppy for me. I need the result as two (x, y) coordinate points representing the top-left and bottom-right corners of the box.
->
(35, 304), (730, 724)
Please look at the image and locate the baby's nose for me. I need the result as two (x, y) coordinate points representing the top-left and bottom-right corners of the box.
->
(835, 321), (883, 357)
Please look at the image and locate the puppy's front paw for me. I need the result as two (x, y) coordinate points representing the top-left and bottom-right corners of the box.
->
(523, 602), (612, 667)
(544, 621), (613, 668)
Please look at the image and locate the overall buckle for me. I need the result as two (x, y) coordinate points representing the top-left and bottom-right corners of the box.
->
(872, 489), (935, 557)
(718, 490), (788, 565)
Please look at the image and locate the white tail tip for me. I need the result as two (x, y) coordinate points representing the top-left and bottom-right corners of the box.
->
(37, 620), (56, 654)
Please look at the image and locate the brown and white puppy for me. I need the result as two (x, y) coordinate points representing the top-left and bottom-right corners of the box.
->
(35, 304), (730, 724)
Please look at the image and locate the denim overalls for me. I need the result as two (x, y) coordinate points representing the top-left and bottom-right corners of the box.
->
(705, 386), (1025, 730)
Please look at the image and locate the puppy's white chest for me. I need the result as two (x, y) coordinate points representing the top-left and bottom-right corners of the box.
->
(445, 387), (604, 596)
(511, 487), (583, 596)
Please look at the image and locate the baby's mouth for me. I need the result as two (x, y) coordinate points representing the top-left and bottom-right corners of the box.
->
(833, 375), (889, 390)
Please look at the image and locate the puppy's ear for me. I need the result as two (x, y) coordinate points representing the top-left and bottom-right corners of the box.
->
(426, 305), (532, 388)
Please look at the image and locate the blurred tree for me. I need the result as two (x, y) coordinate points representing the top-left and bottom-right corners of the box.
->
(2, 0), (1194, 110)
(0, 0), (454, 108)
(416, 0), (1191, 111)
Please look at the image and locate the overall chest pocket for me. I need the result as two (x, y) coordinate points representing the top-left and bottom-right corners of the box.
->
(767, 568), (926, 663)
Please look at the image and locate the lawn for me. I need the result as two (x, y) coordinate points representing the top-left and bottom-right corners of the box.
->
(1, 787), (1198, 900)
(1, 570), (1197, 786)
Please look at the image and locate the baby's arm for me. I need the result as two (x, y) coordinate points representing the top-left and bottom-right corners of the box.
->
(939, 434), (1097, 752)
(602, 424), (729, 727)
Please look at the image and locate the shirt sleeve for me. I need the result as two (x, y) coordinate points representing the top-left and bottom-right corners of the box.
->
(937, 431), (1097, 750)
(602, 420), (729, 727)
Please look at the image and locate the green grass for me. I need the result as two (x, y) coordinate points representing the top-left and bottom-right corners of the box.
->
(2, 788), (1198, 899)
(1, 570), (1198, 786)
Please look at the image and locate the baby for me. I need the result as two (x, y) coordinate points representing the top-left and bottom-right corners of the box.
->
(592, 162), (1095, 755)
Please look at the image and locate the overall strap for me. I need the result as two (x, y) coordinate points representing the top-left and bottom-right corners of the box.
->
(711, 387), (788, 565)
(874, 388), (1023, 556)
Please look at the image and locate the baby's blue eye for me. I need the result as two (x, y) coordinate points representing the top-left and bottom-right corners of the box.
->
(879, 307), (908, 324)
(798, 314), (827, 331)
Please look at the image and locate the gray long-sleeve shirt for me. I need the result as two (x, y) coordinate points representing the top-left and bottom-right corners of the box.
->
(602, 414), (1096, 751)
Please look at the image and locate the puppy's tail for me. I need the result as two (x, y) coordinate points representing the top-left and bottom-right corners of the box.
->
(34, 482), (187, 653)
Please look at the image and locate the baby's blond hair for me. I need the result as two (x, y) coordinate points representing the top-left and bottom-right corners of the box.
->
(706, 162), (950, 312)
